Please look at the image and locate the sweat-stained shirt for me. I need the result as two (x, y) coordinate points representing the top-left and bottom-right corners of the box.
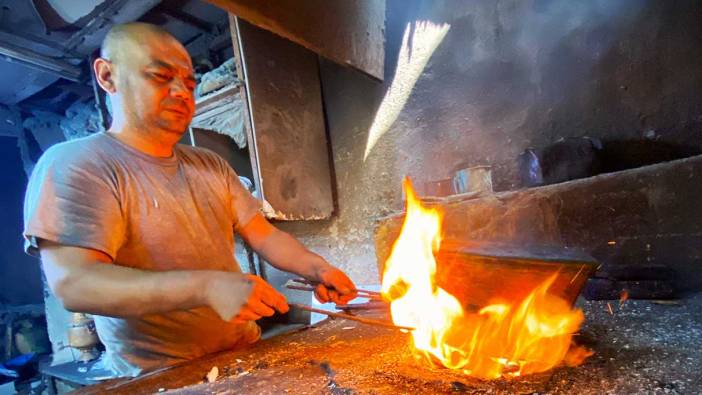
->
(23, 132), (262, 377)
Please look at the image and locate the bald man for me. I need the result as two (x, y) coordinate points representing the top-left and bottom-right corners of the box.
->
(23, 23), (356, 377)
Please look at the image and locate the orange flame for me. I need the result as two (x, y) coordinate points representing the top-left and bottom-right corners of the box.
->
(381, 178), (592, 379)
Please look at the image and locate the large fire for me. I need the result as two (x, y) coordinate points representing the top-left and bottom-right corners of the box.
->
(381, 178), (592, 379)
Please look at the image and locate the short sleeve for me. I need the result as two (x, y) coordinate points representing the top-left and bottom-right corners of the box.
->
(225, 167), (261, 232)
(23, 146), (126, 260)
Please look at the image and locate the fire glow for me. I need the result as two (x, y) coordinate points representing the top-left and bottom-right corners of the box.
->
(381, 178), (593, 379)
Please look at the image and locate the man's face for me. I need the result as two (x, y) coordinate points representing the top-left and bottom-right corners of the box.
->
(116, 34), (196, 142)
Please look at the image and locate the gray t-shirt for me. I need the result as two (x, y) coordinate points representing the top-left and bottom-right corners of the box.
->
(23, 132), (262, 377)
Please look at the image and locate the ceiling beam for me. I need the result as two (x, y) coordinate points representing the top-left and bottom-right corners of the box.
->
(206, 0), (386, 80)
(62, 0), (162, 54)
(0, 29), (82, 60)
(161, 8), (217, 34)
(0, 39), (83, 82)
(62, 0), (131, 51)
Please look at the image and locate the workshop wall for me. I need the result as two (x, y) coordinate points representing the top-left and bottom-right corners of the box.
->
(0, 136), (43, 305)
(275, 0), (702, 286)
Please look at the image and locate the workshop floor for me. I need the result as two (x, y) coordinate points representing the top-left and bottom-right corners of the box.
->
(82, 294), (702, 394)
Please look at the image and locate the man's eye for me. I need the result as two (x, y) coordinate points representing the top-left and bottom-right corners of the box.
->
(152, 73), (171, 81)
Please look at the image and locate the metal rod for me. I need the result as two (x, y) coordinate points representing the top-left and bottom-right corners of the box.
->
(290, 303), (412, 331)
(286, 284), (383, 301)
(291, 278), (383, 297)
(337, 302), (389, 311)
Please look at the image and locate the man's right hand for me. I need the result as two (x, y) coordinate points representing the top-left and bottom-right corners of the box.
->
(205, 273), (289, 323)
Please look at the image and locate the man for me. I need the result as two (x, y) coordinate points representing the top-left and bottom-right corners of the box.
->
(23, 23), (356, 377)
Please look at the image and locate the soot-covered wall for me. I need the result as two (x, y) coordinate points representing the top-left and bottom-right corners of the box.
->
(274, 0), (702, 286)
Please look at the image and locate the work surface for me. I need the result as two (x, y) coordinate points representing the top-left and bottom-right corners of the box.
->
(78, 295), (702, 394)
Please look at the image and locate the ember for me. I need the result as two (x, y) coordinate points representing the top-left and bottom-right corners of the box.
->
(619, 290), (629, 308)
(381, 178), (593, 379)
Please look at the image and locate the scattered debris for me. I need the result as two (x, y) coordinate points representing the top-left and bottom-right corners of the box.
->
(320, 361), (334, 377)
(206, 366), (218, 383)
(451, 381), (469, 392)
(254, 361), (269, 370)
(90, 296), (702, 394)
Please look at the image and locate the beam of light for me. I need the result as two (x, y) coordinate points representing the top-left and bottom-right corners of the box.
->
(364, 21), (451, 161)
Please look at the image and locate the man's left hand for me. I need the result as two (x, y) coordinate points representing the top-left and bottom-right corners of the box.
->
(313, 265), (357, 305)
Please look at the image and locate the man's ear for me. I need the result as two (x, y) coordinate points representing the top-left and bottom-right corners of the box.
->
(93, 58), (116, 94)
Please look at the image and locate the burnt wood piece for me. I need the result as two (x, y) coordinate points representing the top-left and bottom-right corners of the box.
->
(375, 155), (702, 294)
(584, 278), (675, 300)
(236, 20), (334, 220)
(207, 0), (385, 80)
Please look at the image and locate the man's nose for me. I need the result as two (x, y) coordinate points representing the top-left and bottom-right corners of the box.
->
(170, 78), (193, 101)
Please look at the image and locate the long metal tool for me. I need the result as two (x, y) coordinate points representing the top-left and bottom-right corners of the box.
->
(290, 303), (412, 331)
(286, 284), (383, 301)
(290, 278), (384, 299)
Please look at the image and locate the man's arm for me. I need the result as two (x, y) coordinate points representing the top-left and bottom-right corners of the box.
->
(239, 214), (358, 304)
(39, 240), (288, 321)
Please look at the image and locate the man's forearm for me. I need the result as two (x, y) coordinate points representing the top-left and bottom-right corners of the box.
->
(252, 229), (328, 280)
(239, 215), (356, 303)
(48, 260), (217, 317)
